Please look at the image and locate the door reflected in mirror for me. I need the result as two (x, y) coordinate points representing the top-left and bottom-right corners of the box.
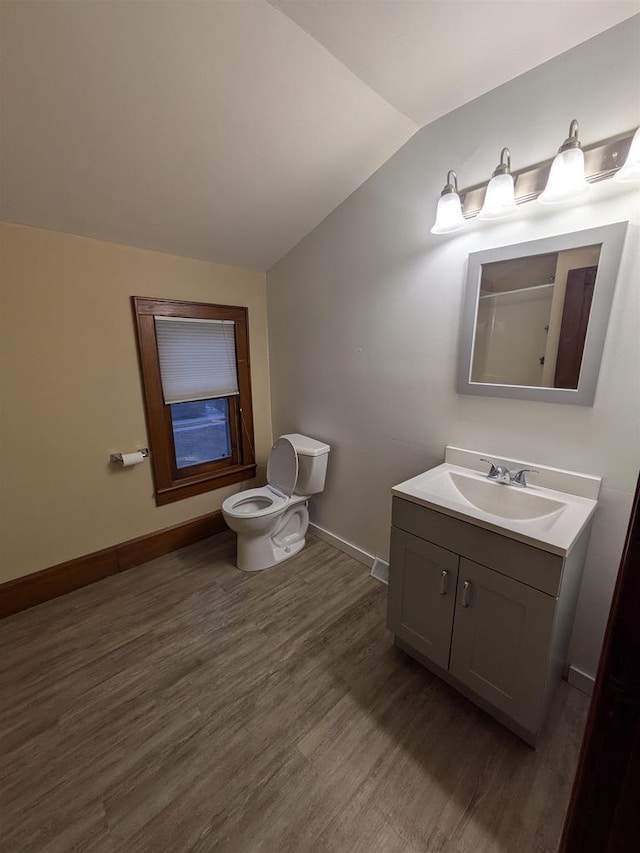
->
(471, 245), (602, 389)
(458, 223), (627, 405)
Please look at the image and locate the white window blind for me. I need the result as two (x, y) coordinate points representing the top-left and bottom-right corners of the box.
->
(154, 316), (239, 404)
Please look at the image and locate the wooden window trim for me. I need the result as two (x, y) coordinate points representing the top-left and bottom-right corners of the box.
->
(132, 296), (256, 506)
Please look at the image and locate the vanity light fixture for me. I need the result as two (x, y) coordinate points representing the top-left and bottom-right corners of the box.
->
(614, 126), (640, 182)
(430, 123), (638, 234)
(430, 170), (466, 234)
(538, 119), (589, 204)
(477, 147), (517, 220)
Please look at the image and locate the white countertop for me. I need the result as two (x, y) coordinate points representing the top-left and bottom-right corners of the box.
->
(392, 449), (601, 557)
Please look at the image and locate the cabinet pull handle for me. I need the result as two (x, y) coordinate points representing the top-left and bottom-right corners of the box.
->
(439, 569), (449, 595)
(462, 580), (471, 607)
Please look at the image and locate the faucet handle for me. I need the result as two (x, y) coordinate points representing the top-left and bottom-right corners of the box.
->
(480, 458), (500, 479)
(511, 468), (539, 487)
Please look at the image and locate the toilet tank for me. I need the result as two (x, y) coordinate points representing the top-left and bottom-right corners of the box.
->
(281, 433), (330, 496)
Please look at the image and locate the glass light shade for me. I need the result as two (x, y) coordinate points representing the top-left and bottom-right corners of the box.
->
(430, 191), (466, 234)
(539, 147), (589, 204)
(477, 172), (516, 220)
(614, 127), (640, 182)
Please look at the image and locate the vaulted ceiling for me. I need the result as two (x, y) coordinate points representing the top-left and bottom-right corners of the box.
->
(1, 1), (636, 270)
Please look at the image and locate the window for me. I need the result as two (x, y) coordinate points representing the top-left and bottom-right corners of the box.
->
(132, 297), (256, 505)
(170, 399), (231, 469)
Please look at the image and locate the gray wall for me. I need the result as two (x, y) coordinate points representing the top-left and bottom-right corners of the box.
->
(267, 18), (640, 680)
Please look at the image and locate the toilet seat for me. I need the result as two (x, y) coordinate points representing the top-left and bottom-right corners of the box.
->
(223, 436), (302, 522)
(222, 486), (288, 519)
(266, 436), (298, 497)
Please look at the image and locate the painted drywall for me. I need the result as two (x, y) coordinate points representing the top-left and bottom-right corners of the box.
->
(267, 18), (640, 679)
(0, 223), (272, 583)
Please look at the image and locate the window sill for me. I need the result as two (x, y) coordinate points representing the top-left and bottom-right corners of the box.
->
(154, 463), (257, 506)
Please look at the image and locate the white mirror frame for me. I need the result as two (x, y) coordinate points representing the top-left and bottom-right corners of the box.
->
(457, 222), (628, 406)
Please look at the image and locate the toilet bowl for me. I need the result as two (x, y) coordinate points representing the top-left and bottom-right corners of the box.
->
(222, 434), (330, 572)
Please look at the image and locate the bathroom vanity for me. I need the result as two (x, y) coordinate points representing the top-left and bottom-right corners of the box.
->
(387, 447), (600, 746)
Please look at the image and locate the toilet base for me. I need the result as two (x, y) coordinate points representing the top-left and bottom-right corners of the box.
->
(237, 534), (306, 572)
(235, 502), (309, 572)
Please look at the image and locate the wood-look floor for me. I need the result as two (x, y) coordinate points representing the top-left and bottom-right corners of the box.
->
(0, 533), (589, 853)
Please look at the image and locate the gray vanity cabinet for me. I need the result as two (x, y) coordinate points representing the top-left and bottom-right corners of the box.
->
(449, 558), (556, 733)
(387, 529), (459, 670)
(387, 496), (591, 746)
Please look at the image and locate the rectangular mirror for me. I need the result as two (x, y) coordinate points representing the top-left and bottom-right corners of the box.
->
(458, 223), (628, 405)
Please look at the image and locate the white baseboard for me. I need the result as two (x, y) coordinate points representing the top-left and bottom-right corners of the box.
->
(308, 522), (375, 569)
(567, 665), (595, 696)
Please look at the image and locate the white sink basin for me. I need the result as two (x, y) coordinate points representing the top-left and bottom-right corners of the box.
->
(392, 449), (600, 555)
(448, 472), (566, 521)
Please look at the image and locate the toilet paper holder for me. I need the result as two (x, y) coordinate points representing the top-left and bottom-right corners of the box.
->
(110, 448), (149, 466)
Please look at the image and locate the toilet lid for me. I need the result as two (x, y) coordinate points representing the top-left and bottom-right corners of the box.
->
(267, 437), (298, 497)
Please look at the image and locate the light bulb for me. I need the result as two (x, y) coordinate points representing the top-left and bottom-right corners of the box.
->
(614, 127), (640, 183)
(539, 120), (589, 204)
(431, 170), (466, 234)
(478, 148), (516, 220)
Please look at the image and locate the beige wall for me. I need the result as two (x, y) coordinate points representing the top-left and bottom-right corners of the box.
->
(0, 222), (272, 583)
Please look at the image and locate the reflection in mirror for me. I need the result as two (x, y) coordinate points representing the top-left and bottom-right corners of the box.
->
(471, 245), (602, 389)
(458, 223), (627, 405)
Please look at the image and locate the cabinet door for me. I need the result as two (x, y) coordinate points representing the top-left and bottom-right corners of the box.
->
(387, 527), (459, 670)
(449, 558), (556, 732)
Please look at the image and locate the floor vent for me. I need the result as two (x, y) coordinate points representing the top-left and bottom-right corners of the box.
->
(370, 558), (389, 586)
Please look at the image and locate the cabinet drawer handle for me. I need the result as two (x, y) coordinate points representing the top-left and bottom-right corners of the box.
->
(439, 569), (449, 595)
(462, 580), (471, 607)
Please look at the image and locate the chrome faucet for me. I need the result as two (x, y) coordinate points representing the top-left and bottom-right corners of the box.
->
(480, 458), (538, 488)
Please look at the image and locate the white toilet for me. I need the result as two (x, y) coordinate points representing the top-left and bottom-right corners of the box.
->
(222, 433), (330, 572)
